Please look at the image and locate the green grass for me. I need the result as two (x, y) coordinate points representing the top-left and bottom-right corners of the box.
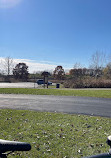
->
(0, 88), (111, 98)
(0, 88), (111, 157)
(0, 109), (111, 158)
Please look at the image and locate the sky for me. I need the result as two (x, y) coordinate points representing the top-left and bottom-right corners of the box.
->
(0, 0), (111, 73)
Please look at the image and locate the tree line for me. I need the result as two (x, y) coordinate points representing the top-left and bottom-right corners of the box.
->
(0, 57), (29, 81)
(0, 52), (111, 88)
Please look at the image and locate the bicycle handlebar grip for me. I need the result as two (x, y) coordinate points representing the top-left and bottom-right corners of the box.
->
(0, 139), (31, 153)
(83, 153), (111, 158)
(107, 136), (111, 148)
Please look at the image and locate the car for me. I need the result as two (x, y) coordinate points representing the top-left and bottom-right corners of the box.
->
(47, 81), (52, 85)
(36, 79), (52, 85)
(36, 79), (44, 85)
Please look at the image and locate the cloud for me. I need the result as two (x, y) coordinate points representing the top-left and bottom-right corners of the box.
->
(0, 0), (22, 8)
(0, 57), (70, 74)
(14, 58), (57, 73)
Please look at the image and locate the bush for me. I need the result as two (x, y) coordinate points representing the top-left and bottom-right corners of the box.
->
(89, 79), (111, 88)
(63, 78), (84, 88)
(63, 78), (111, 88)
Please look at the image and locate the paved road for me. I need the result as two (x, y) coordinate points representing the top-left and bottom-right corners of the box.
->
(0, 94), (111, 117)
(0, 82), (38, 88)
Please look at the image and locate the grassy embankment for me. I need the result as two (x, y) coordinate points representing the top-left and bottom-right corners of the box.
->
(0, 88), (111, 157)
(0, 88), (111, 98)
(1, 109), (111, 158)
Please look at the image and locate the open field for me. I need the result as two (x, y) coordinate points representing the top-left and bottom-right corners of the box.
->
(0, 109), (111, 158)
(0, 87), (111, 157)
(0, 88), (111, 98)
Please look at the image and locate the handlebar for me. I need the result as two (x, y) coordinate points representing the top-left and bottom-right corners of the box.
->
(1, 135), (111, 158)
(84, 153), (111, 158)
(0, 139), (31, 157)
(83, 136), (111, 158)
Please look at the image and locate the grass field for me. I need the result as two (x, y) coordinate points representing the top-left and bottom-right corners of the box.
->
(0, 109), (111, 158)
(0, 88), (111, 157)
(0, 88), (111, 98)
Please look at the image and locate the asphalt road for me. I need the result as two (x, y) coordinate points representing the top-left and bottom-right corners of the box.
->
(0, 82), (38, 88)
(0, 94), (111, 117)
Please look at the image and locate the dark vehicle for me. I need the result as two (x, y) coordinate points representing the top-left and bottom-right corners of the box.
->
(36, 79), (52, 85)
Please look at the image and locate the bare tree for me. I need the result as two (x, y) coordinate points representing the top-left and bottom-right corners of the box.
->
(90, 51), (106, 70)
(1, 56), (14, 75)
(103, 62), (111, 79)
(73, 62), (82, 69)
(89, 51), (106, 77)
(108, 53), (111, 63)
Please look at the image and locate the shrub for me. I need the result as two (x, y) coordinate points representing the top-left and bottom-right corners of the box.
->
(63, 78), (111, 88)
